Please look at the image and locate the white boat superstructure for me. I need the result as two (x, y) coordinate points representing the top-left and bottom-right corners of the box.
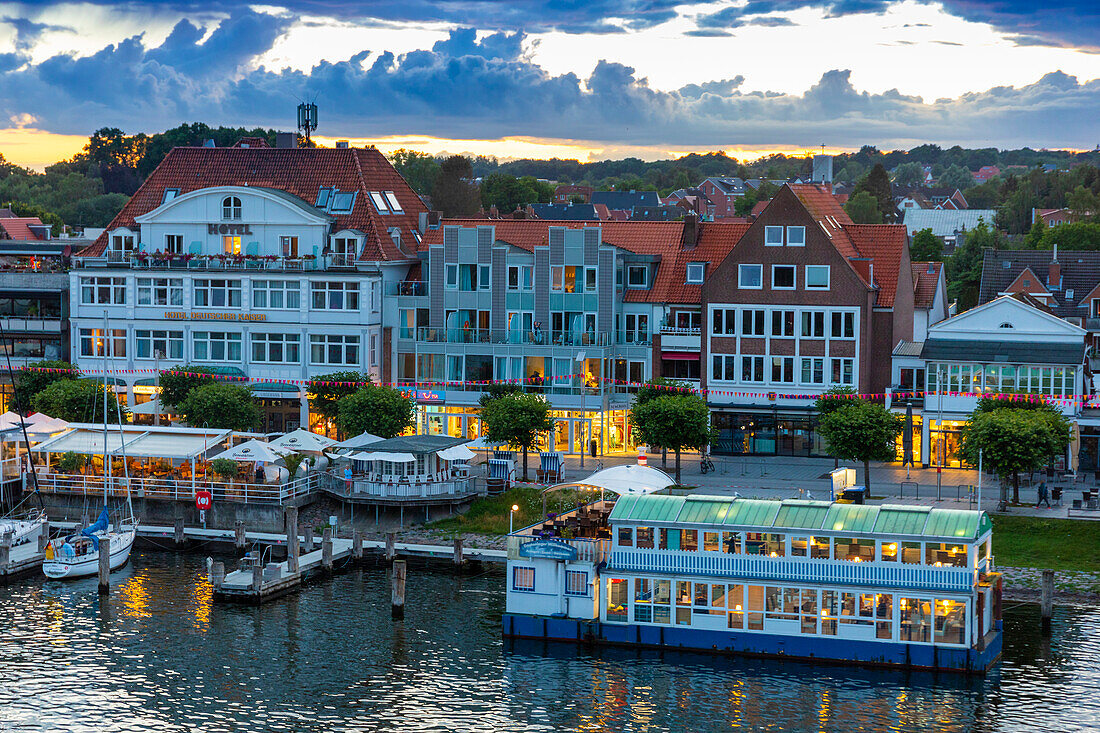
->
(0, 509), (47, 546)
(42, 523), (135, 579)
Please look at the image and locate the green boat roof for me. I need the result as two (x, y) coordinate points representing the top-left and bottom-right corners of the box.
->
(607, 494), (992, 541)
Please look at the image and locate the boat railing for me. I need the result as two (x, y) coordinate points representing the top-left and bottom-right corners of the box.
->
(33, 472), (320, 506)
(608, 548), (979, 593)
(507, 535), (610, 564)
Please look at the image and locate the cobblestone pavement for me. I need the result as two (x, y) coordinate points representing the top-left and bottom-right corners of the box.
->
(999, 566), (1100, 596)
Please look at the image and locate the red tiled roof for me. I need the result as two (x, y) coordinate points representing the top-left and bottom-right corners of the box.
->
(79, 146), (427, 261)
(232, 137), (270, 148)
(842, 223), (908, 307)
(626, 222), (750, 304)
(0, 217), (46, 241)
(749, 200), (769, 217)
(911, 261), (942, 309)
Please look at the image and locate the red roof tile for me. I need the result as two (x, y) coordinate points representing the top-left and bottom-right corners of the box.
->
(79, 146), (426, 261)
(842, 223), (908, 307)
(627, 221), (750, 304)
(0, 217), (46, 241)
(911, 261), (943, 309)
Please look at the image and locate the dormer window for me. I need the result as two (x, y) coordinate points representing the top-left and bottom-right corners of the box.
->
(627, 265), (648, 288)
(686, 262), (705, 284)
(1066, 289), (1075, 300)
(316, 187), (333, 208)
(369, 191), (390, 214)
(162, 188), (179, 204)
(222, 196), (242, 220)
(331, 191), (356, 213)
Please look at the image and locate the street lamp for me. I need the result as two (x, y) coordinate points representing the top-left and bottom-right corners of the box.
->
(510, 504), (519, 534)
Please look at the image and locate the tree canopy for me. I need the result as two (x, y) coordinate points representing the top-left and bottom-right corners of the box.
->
(817, 400), (902, 496)
(628, 392), (711, 483)
(387, 148), (440, 196)
(431, 155), (481, 217)
(158, 365), (219, 408)
(960, 406), (1070, 505)
(12, 360), (79, 414)
(335, 385), (415, 440)
(177, 383), (260, 431)
(308, 371), (371, 427)
(480, 173), (553, 212)
(909, 228), (943, 262)
(479, 391), (553, 481)
(33, 379), (124, 423)
(844, 191), (883, 224)
(852, 164), (894, 222)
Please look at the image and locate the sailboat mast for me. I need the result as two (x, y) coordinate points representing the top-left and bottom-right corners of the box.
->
(102, 310), (109, 504)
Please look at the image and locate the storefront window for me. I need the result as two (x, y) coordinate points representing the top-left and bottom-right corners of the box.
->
(606, 579), (628, 622)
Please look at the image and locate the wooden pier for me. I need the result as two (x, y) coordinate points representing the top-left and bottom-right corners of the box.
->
(0, 523), (50, 584)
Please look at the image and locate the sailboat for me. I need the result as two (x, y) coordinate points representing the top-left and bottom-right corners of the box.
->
(42, 311), (136, 579)
(0, 508), (48, 546)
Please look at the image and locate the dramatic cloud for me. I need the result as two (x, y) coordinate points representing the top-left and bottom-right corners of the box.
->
(0, 13), (1097, 150)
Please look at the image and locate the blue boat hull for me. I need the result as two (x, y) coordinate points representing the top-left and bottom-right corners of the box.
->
(502, 614), (1002, 674)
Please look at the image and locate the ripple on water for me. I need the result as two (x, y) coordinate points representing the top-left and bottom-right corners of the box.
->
(1, 553), (1098, 732)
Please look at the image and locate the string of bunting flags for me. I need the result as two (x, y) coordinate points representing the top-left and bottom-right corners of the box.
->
(9, 364), (1095, 407)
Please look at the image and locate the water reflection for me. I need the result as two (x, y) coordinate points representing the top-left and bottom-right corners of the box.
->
(0, 552), (1096, 733)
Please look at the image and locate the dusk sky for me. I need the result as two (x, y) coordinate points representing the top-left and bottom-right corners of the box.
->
(0, 0), (1097, 168)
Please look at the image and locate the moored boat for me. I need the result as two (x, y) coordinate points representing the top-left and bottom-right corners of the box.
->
(42, 507), (135, 579)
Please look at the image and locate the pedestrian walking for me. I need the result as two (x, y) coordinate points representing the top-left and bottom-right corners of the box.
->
(1036, 481), (1051, 508)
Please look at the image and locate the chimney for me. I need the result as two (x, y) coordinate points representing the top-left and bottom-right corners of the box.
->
(427, 211), (441, 229)
(335, 140), (349, 149)
(1049, 255), (1061, 290)
(926, 262), (936, 275)
(275, 131), (297, 149)
(489, 205), (500, 219)
(683, 211), (699, 249)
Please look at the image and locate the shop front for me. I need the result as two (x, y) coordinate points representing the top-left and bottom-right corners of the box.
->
(710, 410), (829, 457)
(927, 419), (971, 469)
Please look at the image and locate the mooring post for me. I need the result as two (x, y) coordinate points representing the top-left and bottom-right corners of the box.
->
(352, 529), (363, 560)
(1041, 569), (1055, 632)
(38, 521), (50, 553)
(98, 536), (110, 595)
(304, 525), (314, 553)
(391, 559), (406, 620)
(285, 506), (299, 574)
(452, 537), (464, 569)
(0, 531), (12, 573)
(385, 531), (395, 563)
(234, 520), (246, 550)
(174, 516), (186, 546)
(322, 527), (333, 572)
(209, 560), (225, 590)
(251, 563), (263, 594)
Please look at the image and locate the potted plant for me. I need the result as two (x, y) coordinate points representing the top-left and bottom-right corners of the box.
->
(58, 450), (86, 475)
(211, 458), (238, 488)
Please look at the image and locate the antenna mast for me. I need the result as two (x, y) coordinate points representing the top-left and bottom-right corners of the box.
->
(297, 102), (318, 145)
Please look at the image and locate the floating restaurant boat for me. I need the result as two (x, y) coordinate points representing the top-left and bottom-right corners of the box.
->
(503, 472), (1002, 674)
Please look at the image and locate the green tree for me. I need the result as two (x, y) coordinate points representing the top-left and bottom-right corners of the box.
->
(478, 381), (522, 407)
(308, 371), (370, 428)
(210, 458), (239, 485)
(814, 386), (858, 417)
(479, 392), (553, 481)
(1040, 222), (1100, 250)
(909, 228), (943, 261)
(853, 164), (894, 222)
(947, 220), (1001, 309)
(388, 149), (440, 195)
(33, 379), (125, 423)
(960, 406), (1070, 505)
(844, 191), (883, 224)
(1026, 217), (1047, 249)
(938, 164), (974, 191)
(1066, 185), (1100, 221)
(431, 155), (481, 217)
(628, 392), (711, 483)
(11, 360), (79, 414)
(157, 365), (219, 408)
(892, 162), (924, 189)
(335, 385), (415, 440)
(480, 173), (547, 212)
(817, 400), (902, 497)
(177, 384), (260, 431)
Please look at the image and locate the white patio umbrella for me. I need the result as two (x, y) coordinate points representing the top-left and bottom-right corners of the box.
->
(23, 417), (69, 437)
(128, 397), (169, 415)
(335, 431), (385, 449)
(271, 428), (337, 453)
(210, 439), (294, 463)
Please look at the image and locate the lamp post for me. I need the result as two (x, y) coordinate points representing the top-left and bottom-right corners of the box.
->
(510, 504), (519, 534)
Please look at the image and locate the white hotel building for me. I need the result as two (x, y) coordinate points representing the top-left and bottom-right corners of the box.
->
(71, 142), (428, 432)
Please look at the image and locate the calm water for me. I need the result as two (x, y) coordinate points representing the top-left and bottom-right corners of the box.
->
(1, 552), (1098, 732)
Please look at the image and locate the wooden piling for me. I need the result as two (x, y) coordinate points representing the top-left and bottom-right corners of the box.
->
(285, 506), (299, 574)
(304, 525), (314, 553)
(98, 536), (110, 595)
(174, 516), (185, 546)
(0, 532), (12, 574)
(352, 529), (363, 560)
(37, 521), (49, 553)
(391, 559), (406, 620)
(251, 564), (263, 593)
(322, 528), (333, 572)
(209, 560), (225, 590)
(1041, 569), (1055, 632)
(452, 537), (464, 568)
(234, 520), (246, 550)
(385, 532), (396, 562)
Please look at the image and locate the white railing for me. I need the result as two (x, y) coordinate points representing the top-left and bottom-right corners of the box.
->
(319, 471), (477, 501)
(32, 472), (318, 505)
(608, 548), (977, 593)
(507, 535), (610, 563)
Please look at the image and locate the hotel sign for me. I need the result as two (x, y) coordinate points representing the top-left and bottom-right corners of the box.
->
(207, 224), (255, 235)
(164, 312), (267, 322)
(519, 539), (578, 561)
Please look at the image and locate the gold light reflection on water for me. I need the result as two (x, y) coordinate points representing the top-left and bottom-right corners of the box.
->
(118, 574), (151, 619)
(43, 595), (68, 647)
(190, 575), (213, 631)
(819, 687), (831, 733)
(729, 678), (746, 729)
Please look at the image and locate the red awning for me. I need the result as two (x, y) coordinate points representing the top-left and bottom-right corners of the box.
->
(661, 351), (700, 361)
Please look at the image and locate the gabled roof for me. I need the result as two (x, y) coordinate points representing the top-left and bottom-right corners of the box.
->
(842, 223), (908, 307)
(911, 261), (943, 309)
(979, 249), (1100, 318)
(902, 208), (997, 237)
(529, 203), (599, 220)
(0, 217), (47, 241)
(626, 221), (750, 304)
(702, 177), (745, 195)
(79, 146), (427, 261)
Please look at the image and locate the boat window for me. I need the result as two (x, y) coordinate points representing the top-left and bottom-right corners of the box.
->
(834, 538), (874, 562)
(512, 566), (534, 592)
(935, 599), (966, 645)
(694, 583), (709, 611)
(876, 594), (893, 639)
(880, 541), (899, 562)
(681, 529), (698, 552)
(659, 528), (681, 550)
(765, 533), (785, 557)
(979, 539), (990, 562)
(901, 542), (922, 564)
(675, 581), (692, 625)
(783, 588), (800, 618)
(900, 597), (931, 642)
(801, 590), (818, 634)
(617, 527), (633, 547)
(636, 527), (655, 549)
(821, 591), (838, 635)
(703, 532), (721, 552)
(727, 584), (745, 629)
(653, 581), (671, 625)
(606, 579), (628, 622)
(810, 536), (830, 559)
(925, 542), (968, 568)
(633, 579), (652, 623)
(723, 531), (741, 553)
(746, 585), (765, 630)
(711, 585), (726, 610)
(790, 536), (808, 557)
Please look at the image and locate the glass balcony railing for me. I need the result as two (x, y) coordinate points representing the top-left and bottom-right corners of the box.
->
(386, 281), (428, 296)
(408, 327), (614, 347)
(91, 252), (354, 272)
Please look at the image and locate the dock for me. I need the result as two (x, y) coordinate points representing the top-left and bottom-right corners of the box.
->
(0, 537), (47, 584)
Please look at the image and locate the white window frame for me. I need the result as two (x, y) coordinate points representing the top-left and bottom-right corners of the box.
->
(192, 331), (242, 362)
(771, 356), (795, 384)
(741, 309), (765, 336)
(627, 265), (648, 288)
(764, 226), (784, 246)
(479, 264), (491, 292)
(805, 265), (830, 289)
(136, 277), (183, 307)
(831, 311), (855, 339)
(369, 191), (390, 214)
(250, 333), (301, 364)
(383, 191), (403, 214)
(79, 328), (126, 358)
(164, 234), (183, 254)
(251, 280), (301, 310)
(369, 333), (379, 367)
(445, 264), (458, 290)
(738, 264), (763, 290)
(565, 570), (589, 596)
(741, 355), (765, 382)
(771, 265), (796, 290)
(222, 196), (242, 220)
(80, 276), (126, 305)
(686, 262), (705, 284)
(831, 357), (855, 386)
(801, 357), (825, 385)
(135, 330), (183, 360)
(309, 334), (361, 366)
(507, 265), (533, 291)
(310, 281), (359, 311)
(801, 311), (825, 338)
(193, 279), (243, 308)
(787, 226), (806, 246)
